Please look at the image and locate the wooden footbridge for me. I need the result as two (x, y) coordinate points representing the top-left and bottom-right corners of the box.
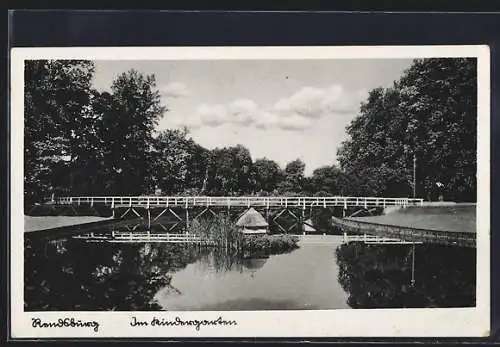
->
(49, 196), (475, 248)
(55, 195), (423, 232)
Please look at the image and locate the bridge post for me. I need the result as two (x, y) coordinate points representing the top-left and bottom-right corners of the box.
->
(410, 243), (416, 286)
(148, 209), (151, 232)
(301, 206), (305, 235)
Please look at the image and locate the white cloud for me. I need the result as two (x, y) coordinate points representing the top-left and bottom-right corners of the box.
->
(160, 82), (191, 98)
(176, 84), (363, 131)
(272, 84), (355, 119)
(197, 103), (228, 127)
(229, 99), (259, 126)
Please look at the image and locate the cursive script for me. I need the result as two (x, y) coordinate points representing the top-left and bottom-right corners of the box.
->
(130, 316), (238, 331)
(32, 317), (99, 332)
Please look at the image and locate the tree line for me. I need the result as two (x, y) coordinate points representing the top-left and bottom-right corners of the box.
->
(24, 58), (477, 207)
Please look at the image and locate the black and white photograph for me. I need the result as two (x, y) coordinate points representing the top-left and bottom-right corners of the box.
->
(10, 46), (490, 338)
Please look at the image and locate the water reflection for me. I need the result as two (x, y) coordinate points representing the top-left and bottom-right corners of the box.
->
(336, 242), (476, 308)
(25, 231), (476, 311)
(25, 235), (201, 311)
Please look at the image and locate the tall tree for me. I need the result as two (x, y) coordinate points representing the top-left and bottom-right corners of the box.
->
(309, 165), (352, 196)
(205, 145), (254, 195)
(100, 70), (166, 194)
(24, 60), (95, 205)
(277, 159), (306, 194)
(253, 158), (283, 193)
(337, 58), (477, 201)
(152, 128), (208, 194)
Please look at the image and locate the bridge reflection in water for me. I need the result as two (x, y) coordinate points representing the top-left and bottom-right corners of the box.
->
(24, 232), (475, 311)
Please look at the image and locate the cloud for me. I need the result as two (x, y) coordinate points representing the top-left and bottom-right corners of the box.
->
(229, 99), (259, 126)
(272, 84), (355, 119)
(174, 84), (363, 131)
(160, 82), (191, 98)
(197, 103), (229, 126)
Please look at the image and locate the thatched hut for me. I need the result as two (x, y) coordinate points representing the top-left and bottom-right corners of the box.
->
(235, 208), (268, 235)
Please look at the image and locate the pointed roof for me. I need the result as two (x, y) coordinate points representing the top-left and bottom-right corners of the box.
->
(235, 208), (268, 228)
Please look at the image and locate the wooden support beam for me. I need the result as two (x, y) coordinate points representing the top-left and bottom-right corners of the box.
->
(193, 207), (210, 221)
(168, 208), (182, 221)
(131, 208), (143, 219)
(275, 220), (287, 234)
(120, 208), (131, 219)
(169, 221), (180, 232)
(152, 208), (169, 223)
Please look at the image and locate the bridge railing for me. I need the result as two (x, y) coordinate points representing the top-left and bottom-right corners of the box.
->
(56, 196), (424, 208)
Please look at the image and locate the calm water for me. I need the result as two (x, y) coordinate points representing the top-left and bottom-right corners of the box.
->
(24, 229), (476, 311)
(155, 238), (349, 310)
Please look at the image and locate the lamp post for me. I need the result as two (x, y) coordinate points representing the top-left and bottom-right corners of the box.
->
(412, 153), (417, 198)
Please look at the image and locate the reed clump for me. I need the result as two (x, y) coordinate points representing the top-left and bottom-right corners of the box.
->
(187, 217), (300, 254)
(188, 215), (240, 248)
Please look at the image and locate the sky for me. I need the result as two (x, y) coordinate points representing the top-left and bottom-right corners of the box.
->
(92, 59), (414, 176)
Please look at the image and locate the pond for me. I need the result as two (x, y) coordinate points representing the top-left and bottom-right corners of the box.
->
(24, 228), (476, 311)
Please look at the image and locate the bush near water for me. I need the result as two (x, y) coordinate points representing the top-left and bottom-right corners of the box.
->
(242, 234), (299, 254)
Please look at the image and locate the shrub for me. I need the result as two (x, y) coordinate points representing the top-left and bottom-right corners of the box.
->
(243, 234), (299, 254)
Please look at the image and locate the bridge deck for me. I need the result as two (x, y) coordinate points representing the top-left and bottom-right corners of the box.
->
(56, 196), (424, 209)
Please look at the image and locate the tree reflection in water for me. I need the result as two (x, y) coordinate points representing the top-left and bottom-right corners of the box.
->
(25, 236), (202, 311)
(336, 242), (476, 308)
(25, 236), (278, 311)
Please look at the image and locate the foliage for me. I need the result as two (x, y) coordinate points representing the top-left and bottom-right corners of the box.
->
(253, 158), (283, 193)
(337, 58), (477, 201)
(276, 158), (306, 194)
(24, 60), (95, 205)
(24, 236), (200, 310)
(100, 70), (166, 194)
(204, 145), (254, 195)
(152, 128), (207, 194)
(242, 234), (300, 254)
(188, 215), (241, 248)
(24, 58), (477, 206)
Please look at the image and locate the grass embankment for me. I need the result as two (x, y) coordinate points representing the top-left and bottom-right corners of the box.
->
(188, 216), (299, 253)
(348, 204), (476, 233)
